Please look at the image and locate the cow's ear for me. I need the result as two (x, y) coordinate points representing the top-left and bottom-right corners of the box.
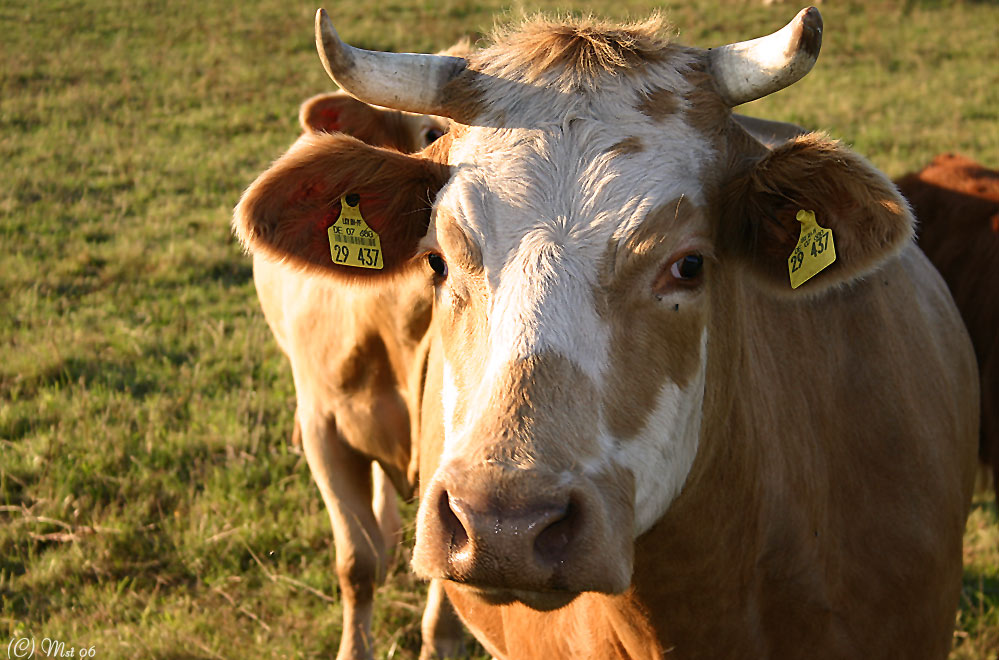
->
(233, 131), (448, 280)
(719, 133), (914, 295)
(299, 92), (417, 152)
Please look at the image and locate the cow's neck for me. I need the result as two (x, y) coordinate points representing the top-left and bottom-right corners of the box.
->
(630, 261), (890, 656)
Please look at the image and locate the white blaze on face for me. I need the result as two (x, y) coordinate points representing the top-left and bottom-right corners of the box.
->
(430, 61), (718, 530)
(613, 329), (708, 535)
(489, 226), (608, 381)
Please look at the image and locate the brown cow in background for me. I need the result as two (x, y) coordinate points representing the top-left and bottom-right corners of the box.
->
(250, 93), (461, 660)
(896, 153), (999, 501)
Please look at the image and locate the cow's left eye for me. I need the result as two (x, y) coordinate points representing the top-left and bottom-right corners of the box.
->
(669, 254), (704, 281)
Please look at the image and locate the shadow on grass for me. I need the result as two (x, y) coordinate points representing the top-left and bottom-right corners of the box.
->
(27, 356), (159, 400)
(961, 568), (999, 602)
(969, 495), (999, 520)
(202, 258), (252, 288)
(1, 341), (210, 406)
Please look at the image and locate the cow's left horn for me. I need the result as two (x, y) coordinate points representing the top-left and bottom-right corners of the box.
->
(708, 7), (822, 107)
(315, 8), (467, 119)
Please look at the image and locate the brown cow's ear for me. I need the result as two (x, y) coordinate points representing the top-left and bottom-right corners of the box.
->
(299, 92), (418, 152)
(719, 133), (914, 296)
(233, 131), (448, 280)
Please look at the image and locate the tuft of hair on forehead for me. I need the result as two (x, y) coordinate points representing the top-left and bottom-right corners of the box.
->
(472, 12), (677, 88)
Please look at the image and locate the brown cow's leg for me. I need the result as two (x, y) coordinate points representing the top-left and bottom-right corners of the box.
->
(372, 462), (403, 551)
(419, 579), (466, 660)
(299, 410), (387, 660)
(992, 454), (998, 508)
(291, 408), (303, 448)
(373, 464), (466, 659)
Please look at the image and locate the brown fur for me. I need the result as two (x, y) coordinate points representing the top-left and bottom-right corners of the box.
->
(415, 353), (634, 595)
(608, 136), (645, 156)
(627, 248), (976, 659)
(896, 153), (999, 500)
(471, 14), (676, 89)
(445, 587), (663, 659)
(682, 63), (731, 144)
(635, 86), (680, 121)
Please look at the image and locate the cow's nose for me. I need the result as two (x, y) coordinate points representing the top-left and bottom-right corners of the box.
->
(412, 463), (635, 597)
(438, 490), (577, 574)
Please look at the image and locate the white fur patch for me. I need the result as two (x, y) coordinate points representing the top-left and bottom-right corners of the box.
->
(608, 329), (708, 535)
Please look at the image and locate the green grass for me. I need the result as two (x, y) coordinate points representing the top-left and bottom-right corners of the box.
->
(1, 0), (997, 658)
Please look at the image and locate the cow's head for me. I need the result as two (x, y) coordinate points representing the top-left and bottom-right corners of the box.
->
(234, 7), (913, 609)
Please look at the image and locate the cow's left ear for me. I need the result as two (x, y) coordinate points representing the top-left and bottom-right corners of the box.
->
(719, 133), (914, 295)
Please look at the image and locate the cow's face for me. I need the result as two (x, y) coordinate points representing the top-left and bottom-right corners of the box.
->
(418, 152), (713, 602)
(235, 7), (913, 607)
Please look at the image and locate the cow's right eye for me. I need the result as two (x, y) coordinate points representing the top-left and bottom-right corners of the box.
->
(669, 254), (704, 281)
(427, 253), (448, 279)
(424, 127), (446, 145)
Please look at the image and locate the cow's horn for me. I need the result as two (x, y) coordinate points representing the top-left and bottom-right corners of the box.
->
(708, 7), (822, 107)
(315, 8), (467, 118)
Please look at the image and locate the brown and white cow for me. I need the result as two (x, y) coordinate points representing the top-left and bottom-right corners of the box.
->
(250, 93), (462, 659)
(235, 7), (979, 659)
(896, 153), (999, 503)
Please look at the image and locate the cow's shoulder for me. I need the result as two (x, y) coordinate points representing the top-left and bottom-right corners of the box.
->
(254, 255), (432, 394)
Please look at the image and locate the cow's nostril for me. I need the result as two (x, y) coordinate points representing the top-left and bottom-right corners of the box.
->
(438, 490), (469, 554)
(534, 499), (576, 564)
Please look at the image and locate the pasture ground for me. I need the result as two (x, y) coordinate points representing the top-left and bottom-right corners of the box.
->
(1, 0), (997, 658)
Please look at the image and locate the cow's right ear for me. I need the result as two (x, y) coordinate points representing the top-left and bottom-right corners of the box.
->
(719, 133), (914, 296)
(233, 131), (448, 280)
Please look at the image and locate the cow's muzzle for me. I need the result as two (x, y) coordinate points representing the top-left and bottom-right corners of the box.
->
(413, 460), (635, 606)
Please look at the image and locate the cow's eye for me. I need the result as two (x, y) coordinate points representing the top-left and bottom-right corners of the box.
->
(423, 127), (446, 146)
(669, 254), (703, 281)
(427, 252), (448, 279)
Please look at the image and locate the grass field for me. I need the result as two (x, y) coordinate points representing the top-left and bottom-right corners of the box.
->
(1, 0), (997, 658)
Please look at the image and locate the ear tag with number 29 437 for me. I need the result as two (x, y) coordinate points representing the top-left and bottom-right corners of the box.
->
(327, 194), (383, 270)
(787, 210), (835, 289)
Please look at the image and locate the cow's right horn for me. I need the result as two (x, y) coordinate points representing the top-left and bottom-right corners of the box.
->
(315, 8), (467, 120)
(708, 7), (823, 107)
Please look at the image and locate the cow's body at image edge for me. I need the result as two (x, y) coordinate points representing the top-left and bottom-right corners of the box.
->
(234, 8), (979, 659)
(897, 153), (999, 503)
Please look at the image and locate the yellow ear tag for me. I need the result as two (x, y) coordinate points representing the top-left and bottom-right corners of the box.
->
(788, 210), (835, 289)
(328, 194), (383, 270)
